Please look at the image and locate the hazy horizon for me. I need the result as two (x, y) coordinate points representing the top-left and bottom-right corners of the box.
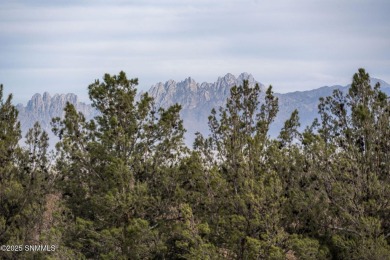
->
(11, 72), (390, 107)
(1, 0), (389, 104)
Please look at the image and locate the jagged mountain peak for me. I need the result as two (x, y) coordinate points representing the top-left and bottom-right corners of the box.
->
(16, 74), (390, 149)
(17, 92), (99, 147)
(238, 72), (250, 78)
(216, 73), (236, 88)
(220, 72), (236, 80)
(148, 72), (264, 109)
(150, 72), (260, 92)
(183, 76), (195, 83)
(238, 72), (256, 85)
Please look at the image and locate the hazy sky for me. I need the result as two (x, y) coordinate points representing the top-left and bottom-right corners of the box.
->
(1, 0), (389, 103)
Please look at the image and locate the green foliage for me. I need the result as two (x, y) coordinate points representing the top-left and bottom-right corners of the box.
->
(288, 68), (390, 259)
(52, 71), (188, 258)
(195, 80), (287, 259)
(1, 69), (389, 259)
(287, 234), (329, 260)
(165, 204), (220, 259)
(0, 86), (53, 259)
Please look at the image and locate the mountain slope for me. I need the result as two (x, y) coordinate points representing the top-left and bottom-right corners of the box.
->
(16, 75), (390, 148)
(16, 92), (98, 147)
(147, 73), (390, 145)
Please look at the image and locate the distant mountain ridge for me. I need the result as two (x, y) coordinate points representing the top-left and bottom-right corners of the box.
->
(16, 74), (390, 147)
(145, 72), (264, 109)
(16, 92), (98, 147)
(146, 73), (390, 145)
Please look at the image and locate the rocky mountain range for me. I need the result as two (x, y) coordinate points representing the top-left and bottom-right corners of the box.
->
(146, 73), (390, 145)
(15, 73), (390, 148)
(16, 92), (99, 147)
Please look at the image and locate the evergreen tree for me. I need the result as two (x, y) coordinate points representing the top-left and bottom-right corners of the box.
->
(0, 85), (23, 259)
(0, 86), (52, 259)
(52, 72), (188, 258)
(195, 81), (287, 259)
(294, 69), (390, 259)
(1, 68), (386, 259)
